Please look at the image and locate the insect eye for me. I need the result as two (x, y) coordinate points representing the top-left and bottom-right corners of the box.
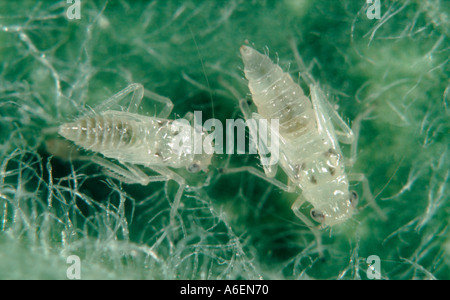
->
(310, 209), (325, 223)
(187, 162), (201, 173)
(349, 190), (359, 208)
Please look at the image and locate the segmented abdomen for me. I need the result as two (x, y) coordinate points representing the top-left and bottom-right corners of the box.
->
(240, 45), (316, 139)
(58, 114), (137, 152)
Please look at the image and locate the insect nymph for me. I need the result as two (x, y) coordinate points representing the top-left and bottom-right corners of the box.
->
(58, 83), (212, 224)
(239, 45), (367, 228)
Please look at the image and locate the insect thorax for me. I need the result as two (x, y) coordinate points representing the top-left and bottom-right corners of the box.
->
(280, 130), (345, 186)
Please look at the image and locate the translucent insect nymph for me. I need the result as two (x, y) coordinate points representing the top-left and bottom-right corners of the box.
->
(58, 83), (212, 226)
(240, 45), (359, 227)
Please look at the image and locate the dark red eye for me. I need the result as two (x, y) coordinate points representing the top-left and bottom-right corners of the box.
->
(310, 209), (325, 223)
(187, 162), (201, 173)
(349, 190), (359, 207)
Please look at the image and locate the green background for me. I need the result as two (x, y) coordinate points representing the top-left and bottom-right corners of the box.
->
(0, 0), (448, 279)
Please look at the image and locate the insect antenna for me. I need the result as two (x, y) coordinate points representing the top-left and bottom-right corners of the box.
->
(188, 24), (215, 120)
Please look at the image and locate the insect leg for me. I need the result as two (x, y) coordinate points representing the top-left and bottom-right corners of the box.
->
(312, 87), (373, 166)
(182, 111), (194, 122)
(90, 155), (168, 185)
(348, 107), (374, 166)
(287, 178), (298, 193)
(149, 166), (187, 229)
(240, 99), (279, 177)
(219, 77), (279, 176)
(349, 173), (387, 221)
(291, 195), (324, 256)
(92, 83), (145, 114)
(143, 88), (174, 119)
(219, 165), (289, 192)
(289, 38), (317, 86)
